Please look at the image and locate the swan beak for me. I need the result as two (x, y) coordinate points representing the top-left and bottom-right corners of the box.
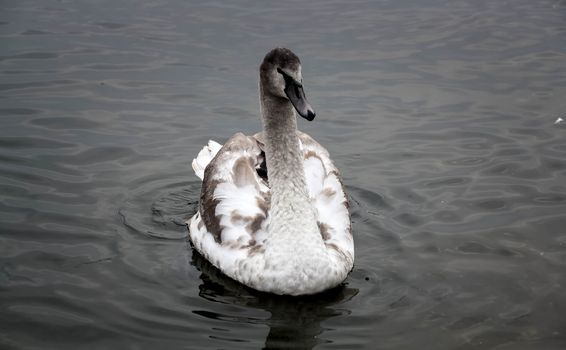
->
(277, 68), (316, 121)
(277, 70), (315, 121)
(285, 81), (316, 121)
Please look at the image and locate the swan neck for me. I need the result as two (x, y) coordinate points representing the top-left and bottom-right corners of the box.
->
(260, 89), (311, 215)
(258, 76), (321, 255)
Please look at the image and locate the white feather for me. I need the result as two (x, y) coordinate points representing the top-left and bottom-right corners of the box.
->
(192, 140), (222, 180)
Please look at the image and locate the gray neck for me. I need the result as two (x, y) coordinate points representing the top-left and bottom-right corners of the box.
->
(260, 86), (312, 217)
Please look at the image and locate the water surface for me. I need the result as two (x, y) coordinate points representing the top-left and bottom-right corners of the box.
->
(1, 0), (566, 349)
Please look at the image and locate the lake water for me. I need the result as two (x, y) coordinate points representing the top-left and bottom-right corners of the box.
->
(1, 0), (566, 349)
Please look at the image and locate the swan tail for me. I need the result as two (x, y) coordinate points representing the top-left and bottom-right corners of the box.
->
(192, 140), (222, 181)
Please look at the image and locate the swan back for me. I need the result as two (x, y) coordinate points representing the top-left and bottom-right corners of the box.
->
(188, 132), (353, 295)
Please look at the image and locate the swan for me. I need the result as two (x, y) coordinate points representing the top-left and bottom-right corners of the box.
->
(187, 48), (354, 295)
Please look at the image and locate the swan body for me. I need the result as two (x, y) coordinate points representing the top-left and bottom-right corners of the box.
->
(187, 48), (354, 295)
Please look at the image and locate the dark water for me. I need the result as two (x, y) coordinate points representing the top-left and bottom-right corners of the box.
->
(1, 0), (566, 348)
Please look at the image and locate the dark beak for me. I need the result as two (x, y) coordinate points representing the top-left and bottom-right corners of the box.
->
(278, 68), (316, 121)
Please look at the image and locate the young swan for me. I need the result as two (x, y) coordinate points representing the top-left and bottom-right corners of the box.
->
(188, 48), (354, 295)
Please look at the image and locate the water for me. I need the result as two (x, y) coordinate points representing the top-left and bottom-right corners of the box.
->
(1, 0), (566, 348)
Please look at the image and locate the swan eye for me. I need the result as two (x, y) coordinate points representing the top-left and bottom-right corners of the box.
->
(276, 67), (292, 80)
(276, 68), (301, 87)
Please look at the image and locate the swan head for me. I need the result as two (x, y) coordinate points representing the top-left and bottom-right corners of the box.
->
(260, 48), (316, 121)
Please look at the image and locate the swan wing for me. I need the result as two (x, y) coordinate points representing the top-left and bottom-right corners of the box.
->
(188, 133), (270, 276)
(298, 131), (354, 265)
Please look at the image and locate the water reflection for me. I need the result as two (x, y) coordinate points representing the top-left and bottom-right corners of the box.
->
(191, 250), (358, 349)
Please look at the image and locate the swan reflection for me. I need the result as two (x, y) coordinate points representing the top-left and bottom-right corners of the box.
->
(190, 250), (358, 349)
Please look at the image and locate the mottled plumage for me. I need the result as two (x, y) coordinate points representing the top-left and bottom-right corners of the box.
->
(187, 48), (354, 295)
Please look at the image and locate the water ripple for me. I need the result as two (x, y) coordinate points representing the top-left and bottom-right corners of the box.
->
(1, 0), (566, 349)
